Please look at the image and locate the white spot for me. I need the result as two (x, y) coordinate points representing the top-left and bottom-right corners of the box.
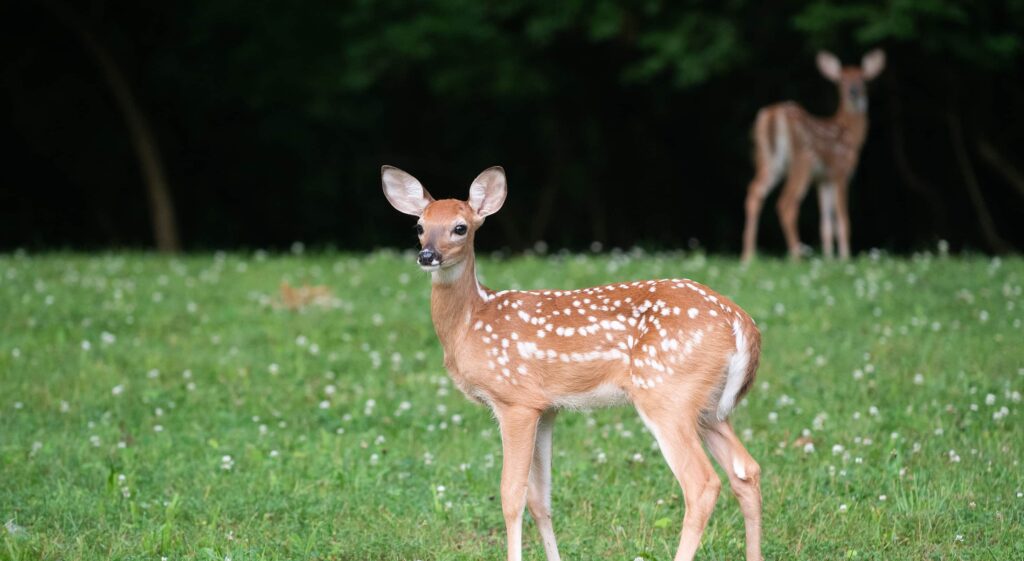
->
(688, 308), (699, 319)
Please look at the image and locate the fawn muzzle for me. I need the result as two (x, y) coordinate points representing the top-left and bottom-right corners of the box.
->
(418, 248), (441, 267)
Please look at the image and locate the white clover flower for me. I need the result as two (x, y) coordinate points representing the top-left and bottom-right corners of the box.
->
(803, 442), (815, 454)
(838, 503), (848, 513)
(913, 373), (924, 385)
(985, 393), (996, 406)
(111, 385), (125, 396)
(632, 453), (644, 463)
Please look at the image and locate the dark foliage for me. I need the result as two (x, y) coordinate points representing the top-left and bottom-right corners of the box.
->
(3, 0), (1023, 253)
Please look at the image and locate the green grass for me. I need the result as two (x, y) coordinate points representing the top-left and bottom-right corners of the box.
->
(1, 250), (1022, 560)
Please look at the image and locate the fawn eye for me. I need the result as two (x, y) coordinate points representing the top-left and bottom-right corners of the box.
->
(415, 224), (424, 236)
(453, 224), (468, 236)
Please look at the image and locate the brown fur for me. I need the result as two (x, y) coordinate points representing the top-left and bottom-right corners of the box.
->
(383, 165), (765, 561)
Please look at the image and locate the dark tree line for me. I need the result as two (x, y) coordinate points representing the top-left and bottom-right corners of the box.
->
(2, 0), (1023, 254)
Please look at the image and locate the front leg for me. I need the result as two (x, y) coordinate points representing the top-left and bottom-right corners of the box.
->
(817, 182), (837, 259)
(496, 405), (542, 561)
(834, 179), (852, 259)
(527, 410), (561, 561)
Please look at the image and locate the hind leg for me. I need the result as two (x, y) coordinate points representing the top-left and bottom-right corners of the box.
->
(742, 170), (780, 263)
(704, 421), (763, 561)
(776, 156), (813, 260)
(635, 402), (721, 561)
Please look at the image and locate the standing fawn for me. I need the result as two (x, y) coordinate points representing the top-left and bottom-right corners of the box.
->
(742, 49), (886, 262)
(383, 166), (764, 561)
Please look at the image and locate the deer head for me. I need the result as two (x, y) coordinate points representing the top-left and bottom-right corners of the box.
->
(816, 49), (886, 113)
(382, 165), (506, 278)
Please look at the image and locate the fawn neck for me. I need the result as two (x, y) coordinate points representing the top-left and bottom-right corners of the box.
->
(833, 93), (868, 133)
(429, 251), (487, 352)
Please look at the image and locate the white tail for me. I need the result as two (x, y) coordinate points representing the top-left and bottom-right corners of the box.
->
(742, 49), (886, 262)
(383, 165), (764, 561)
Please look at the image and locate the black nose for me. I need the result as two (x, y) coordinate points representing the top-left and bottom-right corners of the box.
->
(418, 248), (440, 266)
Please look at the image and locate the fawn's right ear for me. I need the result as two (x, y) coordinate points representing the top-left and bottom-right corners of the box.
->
(382, 165), (434, 216)
(816, 51), (842, 82)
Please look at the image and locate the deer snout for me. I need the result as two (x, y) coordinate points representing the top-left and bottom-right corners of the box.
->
(418, 248), (441, 267)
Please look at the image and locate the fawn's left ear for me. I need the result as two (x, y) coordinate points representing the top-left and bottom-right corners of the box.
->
(382, 165), (435, 216)
(861, 49), (886, 81)
(468, 166), (507, 217)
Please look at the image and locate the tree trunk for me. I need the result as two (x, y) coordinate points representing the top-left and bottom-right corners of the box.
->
(43, 1), (181, 252)
(977, 138), (1024, 201)
(887, 80), (947, 237)
(946, 109), (1011, 253)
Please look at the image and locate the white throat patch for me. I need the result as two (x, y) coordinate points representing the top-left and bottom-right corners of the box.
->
(431, 260), (467, 285)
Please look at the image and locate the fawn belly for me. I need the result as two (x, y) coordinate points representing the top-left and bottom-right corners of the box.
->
(550, 382), (631, 411)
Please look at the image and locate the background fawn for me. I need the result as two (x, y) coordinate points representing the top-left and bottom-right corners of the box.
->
(742, 50), (886, 262)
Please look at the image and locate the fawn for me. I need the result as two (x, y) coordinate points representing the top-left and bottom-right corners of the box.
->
(742, 49), (886, 262)
(383, 166), (764, 561)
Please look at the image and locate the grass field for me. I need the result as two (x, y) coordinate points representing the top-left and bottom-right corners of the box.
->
(2, 250), (1022, 560)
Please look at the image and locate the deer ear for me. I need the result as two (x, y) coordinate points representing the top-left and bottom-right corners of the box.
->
(382, 165), (434, 216)
(468, 166), (507, 217)
(816, 51), (842, 82)
(861, 49), (886, 81)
